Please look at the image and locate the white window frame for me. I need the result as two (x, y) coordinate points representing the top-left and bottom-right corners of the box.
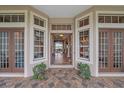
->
(33, 28), (45, 60)
(30, 11), (48, 64)
(75, 12), (93, 64)
(0, 10), (26, 27)
(33, 15), (46, 28)
(78, 29), (90, 61)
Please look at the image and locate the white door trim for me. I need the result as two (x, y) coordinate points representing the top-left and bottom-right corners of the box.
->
(48, 31), (74, 68)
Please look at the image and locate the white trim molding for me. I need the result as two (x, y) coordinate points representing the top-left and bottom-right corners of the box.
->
(48, 31), (75, 68)
(29, 11), (48, 65)
(0, 73), (24, 77)
(75, 12), (94, 65)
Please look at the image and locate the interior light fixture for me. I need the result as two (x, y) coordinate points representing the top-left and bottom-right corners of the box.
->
(60, 34), (64, 37)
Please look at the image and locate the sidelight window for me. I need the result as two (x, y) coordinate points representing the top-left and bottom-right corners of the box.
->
(34, 29), (44, 59)
(79, 30), (89, 60)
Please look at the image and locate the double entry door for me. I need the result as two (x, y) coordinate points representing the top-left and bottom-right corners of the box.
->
(0, 28), (24, 72)
(99, 29), (124, 72)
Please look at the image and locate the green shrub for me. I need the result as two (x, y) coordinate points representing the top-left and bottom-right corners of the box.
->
(78, 63), (91, 80)
(33, 63), (47, 80)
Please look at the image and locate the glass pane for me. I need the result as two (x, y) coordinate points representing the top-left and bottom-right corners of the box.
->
(34, 16), (45, 27)
(39, 20), (44, 27)
(0, 15), (4, 22)
(12, 15), (18, 22)
(79, 30), (89, 59)
(112, 32), (123, 68)
(52, 25), (56, 30)
(4, 15), (11, 22)
(105, 16), (111, 23)
(67, 25), (71, 30)
(119, 16), (124, 23)
(34, 17), (39, 25)
(98, 16), (104, 23)
(19, 15), (24, 22)
(14, 32), (24, 68)
(0, 32), (9, 68)
(99, 32), (109, 68)
(112, 16), (118, 23)
(84, 17), (89, 26)
(34, 30), (44, 59)
(79, 20), (83, 27)
(57, 25), (61, 30)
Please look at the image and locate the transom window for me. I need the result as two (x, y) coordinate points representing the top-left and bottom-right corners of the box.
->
(51, 25), (72, 30)
(79, 30), (89, 60)
(34, 29), (44, 59)
(34, 15), (45, 27)
(98, 15), (124, 23)
(0, 13), (25, 22)
(79, 16), (89, 27)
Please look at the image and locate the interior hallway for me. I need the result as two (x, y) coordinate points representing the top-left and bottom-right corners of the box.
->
(51, 33), (72, 65)
(51, 52), (72, 65)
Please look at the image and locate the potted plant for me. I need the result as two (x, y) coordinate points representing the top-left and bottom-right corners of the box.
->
(78, 63), (91, 80)
(33, 63), (47, 80)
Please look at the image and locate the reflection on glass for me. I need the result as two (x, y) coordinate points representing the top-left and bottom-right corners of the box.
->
(79, 30), (89, 59)
(34, 29), (44, 59)
(0, 32), (9, 68)
(14, 32), (24, 68)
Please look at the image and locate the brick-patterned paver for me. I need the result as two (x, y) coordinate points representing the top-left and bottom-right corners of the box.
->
(0, 68), (124, 88)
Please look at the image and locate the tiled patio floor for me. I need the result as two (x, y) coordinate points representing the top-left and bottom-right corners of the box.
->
(0, 68), (124, 88)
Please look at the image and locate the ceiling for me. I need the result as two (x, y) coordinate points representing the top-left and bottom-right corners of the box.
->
(32, 5), (92, 18)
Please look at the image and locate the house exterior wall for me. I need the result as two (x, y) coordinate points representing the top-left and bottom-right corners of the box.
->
(0, 5), (49, 77)
(75, 5), (124, 77)
(27, 6), (49, 77)
(0, 5), (124, 77)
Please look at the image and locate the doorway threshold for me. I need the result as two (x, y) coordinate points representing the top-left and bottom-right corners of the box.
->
(99, 72), (124, 77)
(0, 73), (24, 77)
(49, 65), (74, 68)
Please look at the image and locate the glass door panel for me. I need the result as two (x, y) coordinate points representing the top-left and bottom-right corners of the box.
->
(99, 29), (124, 72)
(0, 32), (10, 71)
(99, 31), (109, 71)
(14, 32), (24, 70)
(112, 32), (123, 71)
(0, 28), (24, 72)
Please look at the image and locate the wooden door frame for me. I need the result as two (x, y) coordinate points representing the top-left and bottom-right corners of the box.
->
(0, 28), (24, 72)
(99, 28), (124, 72)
